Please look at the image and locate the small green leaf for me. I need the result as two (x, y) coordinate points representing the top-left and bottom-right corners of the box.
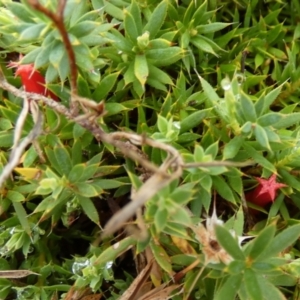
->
(197, 22), (232, 34)
(20, 23), (46, 41)
(155, 208), (168, 232)
(103, 0), (124, 20)
(94, 236), (136, 265)
(170, 205), (192, 226)
(94, 179), (129, 189)
(6, 191), (25, 202)
(227, 260), (246, 275)
(257, 113), (284, 127)
(129, 1), (142, 35)
(68, 164), (85, 183)
(248, 225), (276, 261)
(124, 9), (138, 42)
(205, 141), (219, 159)
(244, 269), (262, 300)
(54, 146), (72, 176)
(180, 108), (211, 133)
(191, 36), (218, 56)
(223, 136), (244, 160)
(258, 224), (300, 261)
(105, 103), (129, 116)
(243, 143), (276, 173)
(6, 2), (34, 22)
(212, 176), (236, 203)
(72, 140), (82, 165)
(93, 72), (119, 101)
(254, 124), (270, 150)
(70, 21), (98, 38)
(255, 83), (284, 114)
(75, 183), (100, 197)
(215, 225), (245, 260)
(149, 239), (173, 275)
(12, 202), (31, 237)
(199, 76), (220, 105)
(148, 64), (173, 85)
(77, 74), (91, 98)
(258, 274), (286, 300)
(146, 47), (184, 66)
(77, 195), (100, 226)
(134, 54), (148, 86)
(240, 92), (257, 122)
(273, 113), (300, 129)
(143, 0), (168, 39)
(214, 275), (242, 300)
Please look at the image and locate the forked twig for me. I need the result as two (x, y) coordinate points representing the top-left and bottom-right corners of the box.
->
(0, 103), (43, 188)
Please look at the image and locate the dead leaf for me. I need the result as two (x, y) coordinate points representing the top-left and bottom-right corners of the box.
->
(0, 270), (39, 278)
(120, 260), (153, 300)
(64, 286), (91, 300)
(171, 235), (197, 255)
(139, 283), (181, 300)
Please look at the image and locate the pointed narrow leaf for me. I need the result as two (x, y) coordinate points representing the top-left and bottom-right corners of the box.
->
(150, 239), (173, 275)
(180, 108), (211, 133)
(273, 113), (300, 129)
(75, 183), (100, 197)
(124, 10), (139, 42)
(191, 36), (218, 56)
(262, 83), (284, 112)
(93, 72), (119, 101)
(148, 64), (173, 85)
(146, 47), (184, 66)
(214, 275), (242, 300)
(243, 143), (276, 173)
(143, 0), (168, 39)
(258, 274), (286, 300)
(223, 136), (244, 160)
(134, 54), (148, 86)
(248, 225), (276, 261)
(94, 236), (136, 265)
(77, 195), (100, 226)
(258, 224), (300, 260)
(254, 124), (270, 150)
(54, 146), (72, 176)
(257, 113), (283, 127)
(240, 92), (256, 122)
(212, 176), (235, 203)
(130, 1), (142, 35)
(215, 225), (245, 260)
(197, 23), (232, 34)
(155, 208), (168, 232)
(12, 202), (31, 237)
(244, 269), (262, 300)
(199, 76), (220, 105)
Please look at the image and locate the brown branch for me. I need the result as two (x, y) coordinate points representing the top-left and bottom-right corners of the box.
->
(27, 0), (78, 97)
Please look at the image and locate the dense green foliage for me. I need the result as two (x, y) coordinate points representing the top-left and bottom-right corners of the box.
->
(1, 0), (300, 299)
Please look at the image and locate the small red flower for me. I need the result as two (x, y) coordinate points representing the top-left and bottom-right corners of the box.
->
(8, 60), (58, 101)
(246, 174), (287, 207)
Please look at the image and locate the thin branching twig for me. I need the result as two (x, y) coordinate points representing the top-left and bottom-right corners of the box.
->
(0, 67), (254, 236)
(0, 103), (43, 188)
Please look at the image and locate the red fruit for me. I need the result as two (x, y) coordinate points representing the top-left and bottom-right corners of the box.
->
(9, 62), (58, 101)
(246, 174), (287, 207)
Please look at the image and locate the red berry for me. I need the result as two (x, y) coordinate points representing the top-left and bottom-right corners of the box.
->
(246, 174), (286, 207)
(9, 62), (58, 101)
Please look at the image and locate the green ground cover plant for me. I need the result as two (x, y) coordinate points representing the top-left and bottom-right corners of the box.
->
(1, 0), (300, 299)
